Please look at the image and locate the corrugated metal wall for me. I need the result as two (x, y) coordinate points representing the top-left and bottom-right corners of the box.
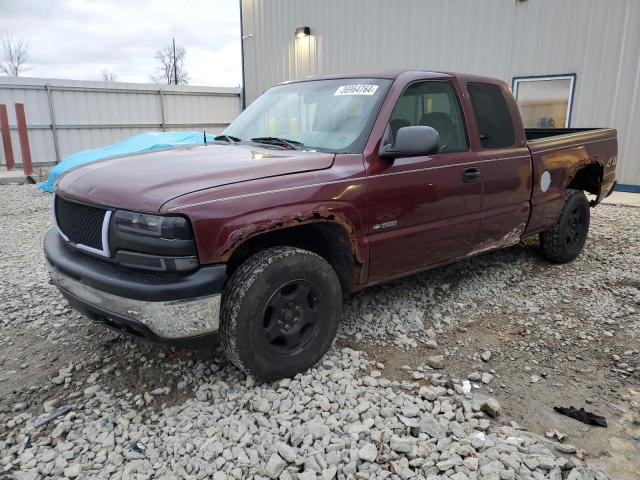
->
(241, 0), (640, 186)
(0, 77), (241, 167)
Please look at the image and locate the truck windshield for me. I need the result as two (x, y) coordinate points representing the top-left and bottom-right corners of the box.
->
(223, 78), (392, 153)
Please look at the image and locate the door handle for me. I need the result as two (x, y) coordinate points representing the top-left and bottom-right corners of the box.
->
(462, 167), (480, 183)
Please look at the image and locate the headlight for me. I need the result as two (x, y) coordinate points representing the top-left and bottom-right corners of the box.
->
(114, 211), (193, 240)
(110, 211), (199, 273)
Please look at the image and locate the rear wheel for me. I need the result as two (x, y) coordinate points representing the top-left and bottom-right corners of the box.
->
(539, 189), (590, 263)
(220, 246), (342, 381)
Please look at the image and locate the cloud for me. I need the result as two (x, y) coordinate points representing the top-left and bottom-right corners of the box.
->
(0, 0), (242, 86)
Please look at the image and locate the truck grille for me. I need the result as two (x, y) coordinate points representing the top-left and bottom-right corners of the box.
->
(55, 195), (108, 252)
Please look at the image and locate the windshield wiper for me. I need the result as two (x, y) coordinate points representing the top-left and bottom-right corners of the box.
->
(250, 136), (303, 150)
(213, 134), (241, 143)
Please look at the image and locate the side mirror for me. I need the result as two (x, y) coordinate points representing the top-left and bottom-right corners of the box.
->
(380, 125), (440, 159)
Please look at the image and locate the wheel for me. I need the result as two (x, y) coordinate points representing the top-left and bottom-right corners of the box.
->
(539, 189), (590, 263)
(220, 246), (342, 381)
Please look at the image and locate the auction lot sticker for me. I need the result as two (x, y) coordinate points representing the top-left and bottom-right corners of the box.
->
(334, 85), (379, 96)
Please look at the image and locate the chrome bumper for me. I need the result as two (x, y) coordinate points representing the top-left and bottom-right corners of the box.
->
(49, 267), (221, 340)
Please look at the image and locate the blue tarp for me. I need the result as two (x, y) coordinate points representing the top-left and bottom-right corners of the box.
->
(39, 131), (216, 193)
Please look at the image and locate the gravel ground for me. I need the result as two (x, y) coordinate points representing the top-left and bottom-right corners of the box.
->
(0, 184), (638, 480)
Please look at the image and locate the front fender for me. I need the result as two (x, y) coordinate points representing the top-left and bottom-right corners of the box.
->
(210, 201), (366, 263)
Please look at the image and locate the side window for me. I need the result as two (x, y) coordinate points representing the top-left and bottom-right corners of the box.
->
(467, 83), (515, 149)
(389, 81), (467, 153)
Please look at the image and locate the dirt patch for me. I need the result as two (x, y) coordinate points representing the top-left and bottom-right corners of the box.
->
(341, 305), (639, 479)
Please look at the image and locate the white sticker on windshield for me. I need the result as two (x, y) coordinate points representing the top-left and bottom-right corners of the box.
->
(334, 84), (379, 96)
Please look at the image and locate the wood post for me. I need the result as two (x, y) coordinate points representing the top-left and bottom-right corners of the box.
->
(14, 103), (32, 175)
(0, 104), (15, 171)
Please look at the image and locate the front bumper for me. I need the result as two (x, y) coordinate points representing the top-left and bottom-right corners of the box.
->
(44, 228), (226, 346)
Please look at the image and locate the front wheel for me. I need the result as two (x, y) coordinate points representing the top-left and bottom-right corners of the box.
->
(220, 247), (342, 381)
(539, 189), (590, 263)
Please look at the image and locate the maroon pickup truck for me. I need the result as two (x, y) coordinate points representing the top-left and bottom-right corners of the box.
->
(45, 70), (617, 380)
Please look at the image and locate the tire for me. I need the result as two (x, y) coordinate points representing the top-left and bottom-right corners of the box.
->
(220, 246), (342, 381)
(539, 189), (590, 263)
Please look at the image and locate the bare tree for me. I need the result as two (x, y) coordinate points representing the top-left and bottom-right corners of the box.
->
(152, 39), (189, 85)
(99, 70), (118, 82)
(1, 34), (30, 77)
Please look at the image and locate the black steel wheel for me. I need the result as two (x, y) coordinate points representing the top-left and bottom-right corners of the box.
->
(261, 279), (324, 357)
(565, 205), (586, 248)
(220, 247), (342, 381)
(540, 189), (590, 263)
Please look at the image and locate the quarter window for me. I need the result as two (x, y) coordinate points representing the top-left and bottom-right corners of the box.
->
(467, 83), (515, 149)
(389, 81), (467, 153)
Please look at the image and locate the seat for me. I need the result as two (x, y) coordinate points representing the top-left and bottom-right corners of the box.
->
(419, 112), (457, 152)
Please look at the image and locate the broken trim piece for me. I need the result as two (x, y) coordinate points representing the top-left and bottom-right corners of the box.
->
(553, 406), (607, 427)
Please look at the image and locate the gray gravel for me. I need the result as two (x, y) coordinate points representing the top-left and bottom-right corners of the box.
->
(1, 185), (638, 479)
(1, 349), (608, 480)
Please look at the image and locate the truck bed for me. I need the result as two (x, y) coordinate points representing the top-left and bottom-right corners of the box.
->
(525, 127), (617, 154)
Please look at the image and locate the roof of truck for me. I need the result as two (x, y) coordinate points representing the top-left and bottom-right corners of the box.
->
(281, 69), (506, 86)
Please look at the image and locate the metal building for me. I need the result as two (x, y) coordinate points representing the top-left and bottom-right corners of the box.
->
(240, 0), (640, 190)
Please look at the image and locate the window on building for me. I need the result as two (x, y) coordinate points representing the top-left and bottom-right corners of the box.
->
(512, 75), (575, 128)
(389, 81), (467, 153)
(467, 83), (515, 149)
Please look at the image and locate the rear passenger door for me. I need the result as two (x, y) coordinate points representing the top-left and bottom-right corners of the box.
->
(466, 83), (532, 251)
(366, 80), (482, 282)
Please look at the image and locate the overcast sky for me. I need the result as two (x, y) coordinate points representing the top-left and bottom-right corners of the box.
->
(0, 0), (242, 87)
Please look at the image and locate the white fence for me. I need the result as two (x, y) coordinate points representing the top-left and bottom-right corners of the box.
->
(0, 77), (242, 167)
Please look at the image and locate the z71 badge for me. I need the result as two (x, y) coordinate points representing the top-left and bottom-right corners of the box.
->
(373, 220), (398, 230)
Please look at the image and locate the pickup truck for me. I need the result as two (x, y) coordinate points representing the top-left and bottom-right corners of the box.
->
(45, 70), (617, 380)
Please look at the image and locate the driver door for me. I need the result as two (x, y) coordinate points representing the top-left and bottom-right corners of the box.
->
(366, 80), (482, 282)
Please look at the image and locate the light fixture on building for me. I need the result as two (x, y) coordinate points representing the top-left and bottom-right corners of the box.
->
(295, 26), (311, 38)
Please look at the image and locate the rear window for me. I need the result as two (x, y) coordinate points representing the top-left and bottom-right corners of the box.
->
(467, 83), (515, 149)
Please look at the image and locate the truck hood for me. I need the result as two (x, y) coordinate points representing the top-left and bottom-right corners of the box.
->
(56, 144), (335, 212)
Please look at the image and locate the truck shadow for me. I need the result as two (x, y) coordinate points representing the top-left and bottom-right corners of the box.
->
(340, 239), (543, 337)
